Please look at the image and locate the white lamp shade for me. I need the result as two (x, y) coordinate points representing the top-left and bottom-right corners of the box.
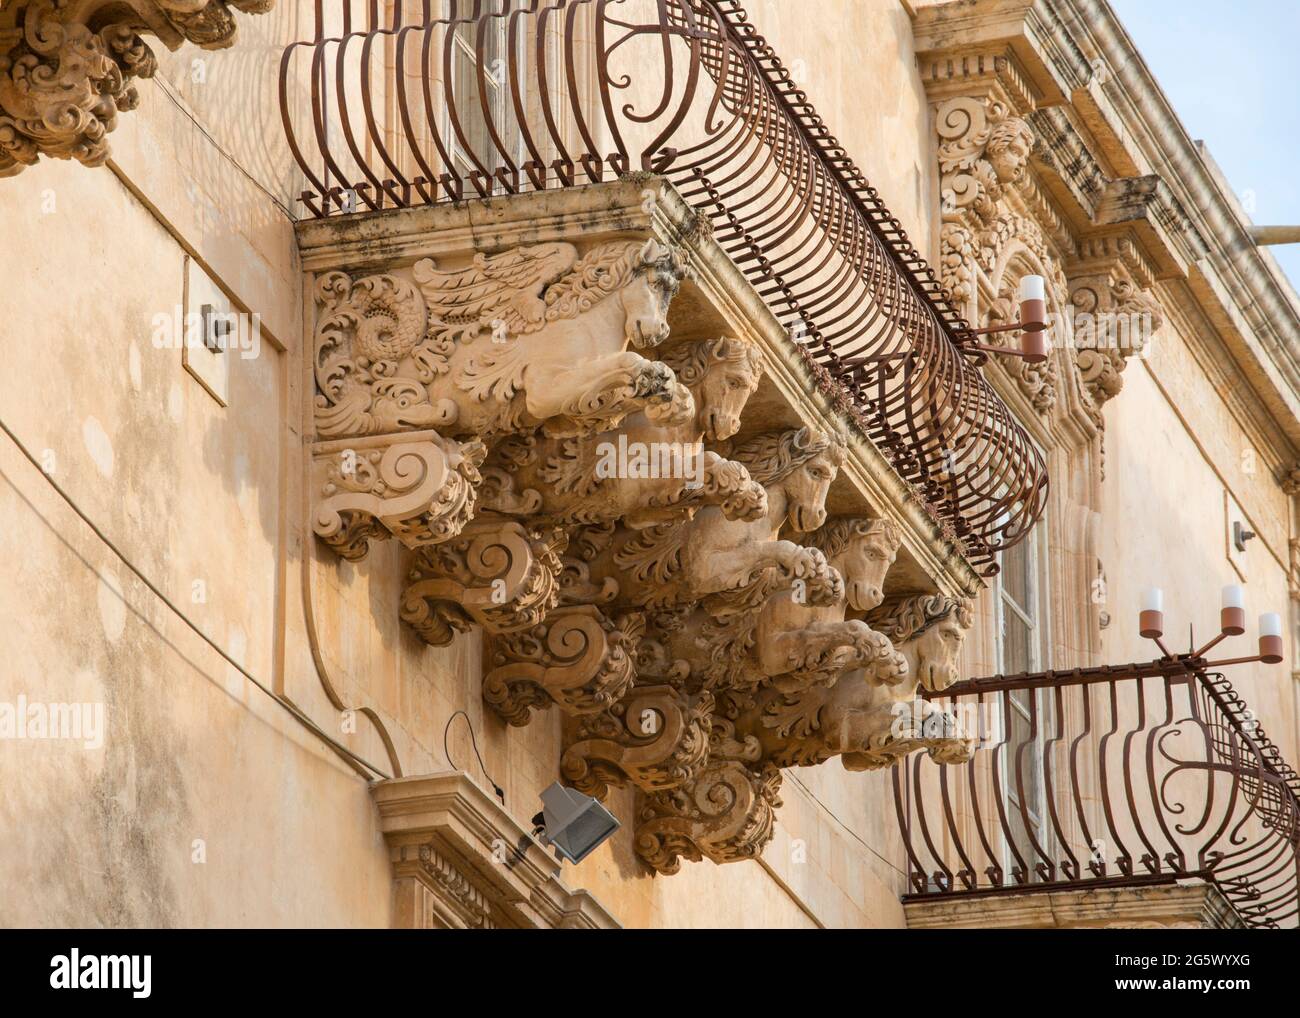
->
(1260, 612), (1283, 638)
(1019, 275), (1046, 302)
(1140, 587), (1163, 613)
(1222, 584), (1245, 610)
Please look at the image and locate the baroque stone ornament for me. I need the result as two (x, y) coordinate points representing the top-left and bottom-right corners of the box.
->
(1070, 273), (1164, 410)
(482, 606), (644, 726)
(936, 95), (1035, 306)
(737, 594), (975, 772)
(560, 685), (714, 799)
(400, 520), (567, 646)
(0, 1), (274, 177)
(983, 285), (1059, 416)
(569, 426), (847, 617)
(312, 239), (693, 443)
(634, 747), (782, 875)
(639, 515), (908, 699)
(478, 335), (768, 527)
(312, 432), (486, 562)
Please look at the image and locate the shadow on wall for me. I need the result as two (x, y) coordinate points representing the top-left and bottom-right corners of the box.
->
(153, 4), (310, 218)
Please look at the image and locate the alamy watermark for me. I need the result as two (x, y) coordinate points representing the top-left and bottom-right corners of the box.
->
(1054, 304), (1158, 357)
(594, 436), (704, 489)
(151, 305), (263, 360)
(0, 695), (104, 749)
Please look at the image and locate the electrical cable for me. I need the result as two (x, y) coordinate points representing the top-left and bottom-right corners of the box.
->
(443, 709), (505, 805)
(0, 414), (392, 781)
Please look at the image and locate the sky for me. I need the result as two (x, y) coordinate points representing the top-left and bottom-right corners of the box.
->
(1109, 0), (1300, 290)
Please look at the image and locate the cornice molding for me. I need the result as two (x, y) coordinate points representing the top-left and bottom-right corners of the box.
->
(373, 771), (619, 929)
(1044, 0), (1300, 452)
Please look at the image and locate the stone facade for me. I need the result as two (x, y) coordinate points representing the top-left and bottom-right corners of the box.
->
(0, 0), (1297, 928)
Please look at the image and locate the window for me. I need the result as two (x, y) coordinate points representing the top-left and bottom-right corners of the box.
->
(996, 527), (1053, 876)
(448, 4), (523, 182)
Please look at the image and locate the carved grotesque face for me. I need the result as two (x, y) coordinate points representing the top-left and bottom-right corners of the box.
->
(913, 612), (969, 691)
(785, 453), (839, 533)
(697, 358), (762, 441)
(985, 119), (1033, 183)
(836, 531), (899, 612)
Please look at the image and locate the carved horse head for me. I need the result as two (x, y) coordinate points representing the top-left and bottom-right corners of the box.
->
(733, 426), (847, 534)
(660, 336), (764, 441)
(598, 239), (686, 349)
(807, 516), (903, 612)
(866, 594), (974, 692)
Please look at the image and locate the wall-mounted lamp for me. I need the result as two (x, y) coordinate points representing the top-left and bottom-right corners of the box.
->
(1139, 584), (1284, 667)
(961, 275), (1051, 364)
(531, 782), (620, 864)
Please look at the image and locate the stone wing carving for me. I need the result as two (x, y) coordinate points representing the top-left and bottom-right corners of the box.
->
(413, 243), (580, 337)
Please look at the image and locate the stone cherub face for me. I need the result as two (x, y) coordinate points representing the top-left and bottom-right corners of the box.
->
(985, 117), (1034, 183)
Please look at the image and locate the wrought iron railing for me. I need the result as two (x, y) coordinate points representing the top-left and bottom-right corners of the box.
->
(895, 659), (1300, 928)
(278, 0), (1048, 573)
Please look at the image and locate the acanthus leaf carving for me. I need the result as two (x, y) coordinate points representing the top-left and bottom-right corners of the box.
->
(560, 685), (714, 800)
(482, 606), (644, 726)
(400, 519), (567, 646)
(0, 1), (274, 177)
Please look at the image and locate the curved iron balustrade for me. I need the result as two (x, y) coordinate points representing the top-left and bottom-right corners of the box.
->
(896, 661), (1300, 928)
(278, 0), (1048, 572)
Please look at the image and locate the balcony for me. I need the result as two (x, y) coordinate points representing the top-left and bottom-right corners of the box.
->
(278, 0), (1048, 573)
(895, 659), (1300, 928)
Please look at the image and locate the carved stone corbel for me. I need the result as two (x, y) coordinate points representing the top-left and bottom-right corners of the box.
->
(400, 519), (566, 646)
(560, 685), (713, 800)
(1069, 269), (1163, 410)
(563, 427), (847, 618)
(0, 1), (274, 177)
(312, 239), (694, 445)
(311, 432), (485, 562)
(482, 605), (643, 726)
(732, 594), (975, 771)
(477, 335), (768, 528)
(634, 749), (782, 875)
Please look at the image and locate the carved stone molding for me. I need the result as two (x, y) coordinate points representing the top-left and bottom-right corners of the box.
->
(936, 94), (1036, 309)
(477, 335), (767, 528)
(311, 432), (485, 562)
(562, 427), (847, 618)
(372, 771), (618, 929)
(401, 519), (566, 646)
(1277, 463), (1300, 497)
(731, 594), (976, 772)
(634, 751), (782, 875)
(0, 1), (273, 177)
(904, 877), (1244, 930)
(1069, 270), (1163, 411)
